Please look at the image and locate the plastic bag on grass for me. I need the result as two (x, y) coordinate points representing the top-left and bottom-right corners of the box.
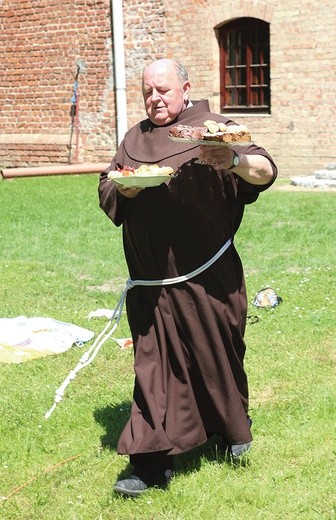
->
(253, 287), (283, 309)
(0, 316), (94, 364)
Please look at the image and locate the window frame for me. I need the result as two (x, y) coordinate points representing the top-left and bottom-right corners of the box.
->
(219, 17), (271, 114)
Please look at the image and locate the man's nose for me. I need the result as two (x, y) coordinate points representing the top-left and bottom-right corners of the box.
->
(151, 88), (160, 102)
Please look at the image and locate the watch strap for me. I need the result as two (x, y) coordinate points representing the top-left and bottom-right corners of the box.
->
(228, 150), (239, 170)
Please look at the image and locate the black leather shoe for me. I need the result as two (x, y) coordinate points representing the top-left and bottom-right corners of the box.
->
(113, 475), (148, 497)
(230, 441), (252, 459)
(113, 470), (173, 497)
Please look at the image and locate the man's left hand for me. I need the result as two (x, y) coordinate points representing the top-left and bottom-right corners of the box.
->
(197, 145), (236, 170)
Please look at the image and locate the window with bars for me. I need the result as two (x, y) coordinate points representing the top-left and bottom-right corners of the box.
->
(219, 18), (270, 114)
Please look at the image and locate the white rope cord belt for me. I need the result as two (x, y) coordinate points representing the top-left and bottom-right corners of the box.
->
(44, 237), (232, 419)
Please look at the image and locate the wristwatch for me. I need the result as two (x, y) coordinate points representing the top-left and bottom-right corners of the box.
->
(228, 150), (240, 170)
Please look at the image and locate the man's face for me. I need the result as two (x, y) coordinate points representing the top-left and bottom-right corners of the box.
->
(142, 62), (190, 126)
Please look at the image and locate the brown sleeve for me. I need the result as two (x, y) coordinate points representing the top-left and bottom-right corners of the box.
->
(98, 159), (134, 227)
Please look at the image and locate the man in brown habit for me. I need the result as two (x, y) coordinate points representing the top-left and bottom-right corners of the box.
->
(98, 58), (277, 497)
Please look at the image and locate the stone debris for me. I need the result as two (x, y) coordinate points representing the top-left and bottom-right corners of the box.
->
(291, 163), (336, 189)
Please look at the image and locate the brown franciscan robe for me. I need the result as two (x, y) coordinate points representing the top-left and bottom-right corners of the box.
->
(99, 100), (277, 456)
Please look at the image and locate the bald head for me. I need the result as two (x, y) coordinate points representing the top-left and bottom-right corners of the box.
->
(143, 59), (189, 84)
(142, 59), (191, 126)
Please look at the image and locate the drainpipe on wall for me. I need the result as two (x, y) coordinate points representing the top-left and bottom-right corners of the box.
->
(111, 0), (128, 146)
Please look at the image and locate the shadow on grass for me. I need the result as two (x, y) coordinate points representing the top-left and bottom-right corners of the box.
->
(94, 403), (249, 483)
(93, 402), (131, 450)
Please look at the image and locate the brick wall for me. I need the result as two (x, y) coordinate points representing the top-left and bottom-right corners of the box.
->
(154, 0), (336, 177)
(1, 0), (335, 177)
(0, 0), (115, 166)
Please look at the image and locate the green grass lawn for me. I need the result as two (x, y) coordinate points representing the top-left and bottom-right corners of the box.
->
(0, 175), (335, 519)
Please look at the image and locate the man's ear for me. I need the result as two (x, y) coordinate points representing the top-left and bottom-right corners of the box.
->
(183, 81), (191, 104)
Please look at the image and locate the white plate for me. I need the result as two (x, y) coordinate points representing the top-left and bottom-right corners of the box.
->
(109, 175), (172, 188)
(169, 136), (253, 147)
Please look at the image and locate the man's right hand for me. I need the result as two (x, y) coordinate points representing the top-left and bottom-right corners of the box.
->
(116, 185), (143, 198)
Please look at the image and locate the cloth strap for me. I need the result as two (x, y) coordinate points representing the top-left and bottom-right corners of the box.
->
(44, 238), (232, 419)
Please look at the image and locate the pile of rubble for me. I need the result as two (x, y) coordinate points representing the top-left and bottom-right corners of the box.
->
(291, 163), (336, 189)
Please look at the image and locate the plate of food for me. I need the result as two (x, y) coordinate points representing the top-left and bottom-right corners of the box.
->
(168, 136), (252, 147)
(168, 120), (253, 147)
(107, 164), (175, 188)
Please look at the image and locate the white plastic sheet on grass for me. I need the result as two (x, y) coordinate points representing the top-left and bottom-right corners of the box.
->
(0, 316), (94, 364)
